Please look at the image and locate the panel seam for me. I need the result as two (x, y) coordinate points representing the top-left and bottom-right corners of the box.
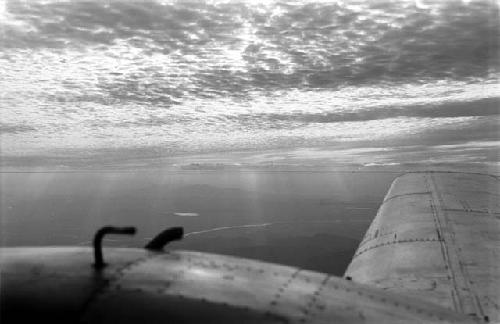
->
(426, 173), (484, 319)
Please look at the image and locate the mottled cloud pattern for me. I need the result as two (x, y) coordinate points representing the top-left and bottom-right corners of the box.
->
(1, 0), (499, 167)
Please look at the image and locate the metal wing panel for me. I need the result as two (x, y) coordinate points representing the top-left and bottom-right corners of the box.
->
(1, 247), (476, 323)
(345, 172), (500, 322)
(0, 247), (146, 323)
(81, 250), (475, 324)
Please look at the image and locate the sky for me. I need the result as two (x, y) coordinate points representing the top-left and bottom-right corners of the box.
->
(0, 0), (499, 169)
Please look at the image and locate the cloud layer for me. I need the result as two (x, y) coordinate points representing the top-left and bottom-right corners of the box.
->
(3, 0), (498, 97)
(1, 0), (499, 167)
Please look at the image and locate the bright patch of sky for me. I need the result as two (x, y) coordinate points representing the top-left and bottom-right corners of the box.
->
(0, 0), (498, 168)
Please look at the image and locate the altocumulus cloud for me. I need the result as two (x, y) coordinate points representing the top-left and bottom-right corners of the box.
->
(3, 0), (499, 98)
(0, 0), (499, 167)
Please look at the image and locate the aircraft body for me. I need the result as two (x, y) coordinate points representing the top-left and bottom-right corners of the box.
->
(1, 171), (498, 323)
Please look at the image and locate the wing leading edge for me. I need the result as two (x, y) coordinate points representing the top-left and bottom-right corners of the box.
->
(345, 172), (500, 322)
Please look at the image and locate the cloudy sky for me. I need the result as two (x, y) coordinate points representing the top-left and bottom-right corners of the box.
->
(1, 0), (499, 168)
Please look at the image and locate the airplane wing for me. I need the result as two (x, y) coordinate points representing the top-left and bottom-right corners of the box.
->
(1, 171), (496, 323)
(345, 172), (499, 322)
(0, 247), (476, 323)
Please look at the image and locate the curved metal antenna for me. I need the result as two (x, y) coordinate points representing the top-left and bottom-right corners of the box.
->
(145, 227), (184, 251)
(93, 226), (136, 269)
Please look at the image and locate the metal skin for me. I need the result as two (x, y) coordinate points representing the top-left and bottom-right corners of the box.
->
(0, 172), (494, 323)
(345, 172), (499, 323)
(1, 248), (476, 324)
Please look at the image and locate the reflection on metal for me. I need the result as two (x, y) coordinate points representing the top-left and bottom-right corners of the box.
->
(93, 226), (136, 269)
(0, 248), (477, 323)
(345, 172), (499, 322)
(145, 227), (184, 251)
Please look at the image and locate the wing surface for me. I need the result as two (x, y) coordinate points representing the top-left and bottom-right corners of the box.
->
(345, 172), (499, 322)
(1, 247), (475, 323)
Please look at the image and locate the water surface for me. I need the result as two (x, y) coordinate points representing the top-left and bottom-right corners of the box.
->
(1, 170), (398, 275)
